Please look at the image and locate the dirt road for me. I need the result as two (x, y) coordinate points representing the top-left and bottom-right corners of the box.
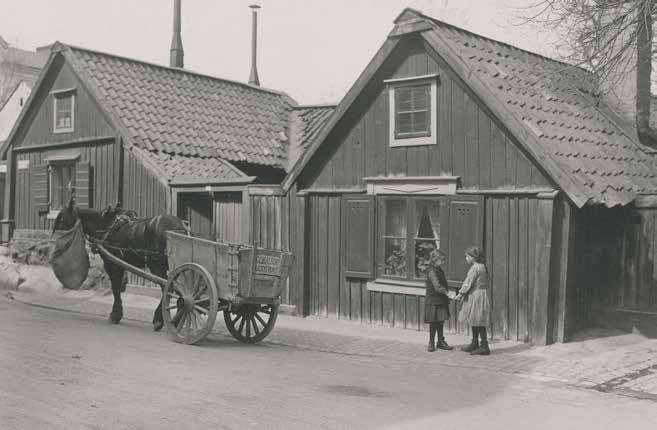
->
(1, 297), (656, 430)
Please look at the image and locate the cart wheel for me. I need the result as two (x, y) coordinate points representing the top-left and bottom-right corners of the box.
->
(223, 303), (279, 344)
(162, 263), (218, 345)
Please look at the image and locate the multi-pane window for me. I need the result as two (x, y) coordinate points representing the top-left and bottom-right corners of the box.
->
(53, 93), (74, 132)
(379, 196), (441, 281)
(387, 75), (438, 147)
(49, 163), (76, 210)
(394, 84), (430, 138)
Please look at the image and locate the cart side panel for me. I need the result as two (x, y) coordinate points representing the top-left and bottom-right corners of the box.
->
(167, 231), (193, 271)
(239, 249), (293, 299)
(214, 243), (236, 300)
(237, 247), (255, 297)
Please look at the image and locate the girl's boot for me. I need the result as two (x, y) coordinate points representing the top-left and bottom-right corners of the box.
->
(427, 323), (436, 352)
(470, 327), (490, 355)
(461, 327), (479, 352)
(436, 322), (453, 350)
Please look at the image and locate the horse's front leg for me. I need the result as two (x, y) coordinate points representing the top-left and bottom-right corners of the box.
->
(105, 262), (125, 324)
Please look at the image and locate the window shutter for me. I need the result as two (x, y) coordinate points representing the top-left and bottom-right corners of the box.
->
(441, 195), (485, 285)
(342, 195), (375, 279)
(75, 162), (91, 208)
(32, 164), (49, 213)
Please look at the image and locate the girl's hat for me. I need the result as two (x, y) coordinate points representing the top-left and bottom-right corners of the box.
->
(465, 246), (485, 263)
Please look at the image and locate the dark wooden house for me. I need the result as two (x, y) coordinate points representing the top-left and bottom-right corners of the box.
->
(277, 8), (657, 345)
(0, 41), (332, 299)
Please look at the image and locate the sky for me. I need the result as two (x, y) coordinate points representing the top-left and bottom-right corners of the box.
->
(1, 0), (559, 105)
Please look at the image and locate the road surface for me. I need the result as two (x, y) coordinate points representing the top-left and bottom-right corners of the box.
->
(1, 297), (656, 429)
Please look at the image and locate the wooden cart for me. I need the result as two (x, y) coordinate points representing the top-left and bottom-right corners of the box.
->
(93, 231), (293, 345)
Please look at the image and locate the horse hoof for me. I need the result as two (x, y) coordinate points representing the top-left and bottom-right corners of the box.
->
(153, 321), (164, 332)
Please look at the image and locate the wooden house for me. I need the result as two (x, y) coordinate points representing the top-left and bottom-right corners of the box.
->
(0, 40), (333, 299)
(277, 8), (657, 345)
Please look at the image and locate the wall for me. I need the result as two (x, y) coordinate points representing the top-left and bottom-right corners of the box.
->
(300, 36), (551, 191)
(14, 139), (118, 230)
(122, 148), (169, 218)
(304, 192), (546, 341)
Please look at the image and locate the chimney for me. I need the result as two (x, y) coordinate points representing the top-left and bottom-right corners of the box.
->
(599, 4), (652, 134)
(169, 0), (184, 68)
(248, 4), (261, 86)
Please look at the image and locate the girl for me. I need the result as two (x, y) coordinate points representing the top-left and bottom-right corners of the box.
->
(455, 246), (491, 355)
(424, 249), (453, 352)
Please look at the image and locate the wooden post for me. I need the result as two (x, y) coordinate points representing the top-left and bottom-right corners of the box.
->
(532, 191), (557, 345)
(298, 193), (310, 316)
(555, 197), (577, 343)
(1, 147), (15, 242)
(242, 188), (251, 244)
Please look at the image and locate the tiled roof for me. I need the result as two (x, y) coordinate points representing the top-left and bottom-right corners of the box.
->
(63, 45), (296, 170)
(132, 147), (245, 181)
(422, 14), (657, 206)
(287, 105), (335, 169)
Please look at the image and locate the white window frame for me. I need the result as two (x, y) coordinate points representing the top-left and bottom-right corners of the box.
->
(386, 74), (438, 147)
(52, 89), (76, 133)
(45, 153), (80, 219)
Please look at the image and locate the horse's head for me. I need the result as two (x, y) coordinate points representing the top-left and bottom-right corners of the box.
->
(53, 198), (117, 238)
(53, 197), (79, 233)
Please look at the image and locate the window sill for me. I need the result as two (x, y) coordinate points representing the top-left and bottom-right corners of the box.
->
(389, 135), (435, 147)
(366, 278), (426, 296)
(53, 128), (74, 134)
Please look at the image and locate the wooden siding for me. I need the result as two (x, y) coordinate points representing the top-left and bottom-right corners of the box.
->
(282, 184), (306, 311)
(299, 37), (550, 192)
(13, 139), (119, 230)
(13, 55), (114, 148)
(122, 149), (169, 218)
(305, 193), (544, 341)
(250, 193), (288, 303)
(215, 192), (243, 243)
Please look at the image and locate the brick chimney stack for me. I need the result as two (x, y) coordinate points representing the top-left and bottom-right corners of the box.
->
(170, 0), (184, 68)
(248, 4), (261, 86)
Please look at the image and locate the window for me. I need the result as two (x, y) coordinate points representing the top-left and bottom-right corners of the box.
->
(378, 196), (441, 281)
(386, 74), (438, 147)
(395, 85), (430, 137)
(49, 162), (76, 210)
(53, 92), (75, 132)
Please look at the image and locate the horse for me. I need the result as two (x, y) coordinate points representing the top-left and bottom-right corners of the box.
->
(53, 198), (189, 331)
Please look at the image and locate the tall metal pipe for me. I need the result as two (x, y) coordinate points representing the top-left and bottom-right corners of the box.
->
(170, 0), (184, 68)
(248, 4), (261, 86)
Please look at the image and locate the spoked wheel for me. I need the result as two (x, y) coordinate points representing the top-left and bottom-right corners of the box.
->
(162, 263), (218, 345)
(223, 303), (279, 344)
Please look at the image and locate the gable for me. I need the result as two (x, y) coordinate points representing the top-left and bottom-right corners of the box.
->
(0, 81), (31, 141)
(287, 9), (657, 207)
(11, 53), (114, 149)
(295, 36), (550, 191)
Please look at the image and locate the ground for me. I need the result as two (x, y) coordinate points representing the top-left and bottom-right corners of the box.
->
(2, 296), (657, 430)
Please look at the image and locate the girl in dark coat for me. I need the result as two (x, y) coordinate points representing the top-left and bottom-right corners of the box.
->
(425, 249), (453, 352)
